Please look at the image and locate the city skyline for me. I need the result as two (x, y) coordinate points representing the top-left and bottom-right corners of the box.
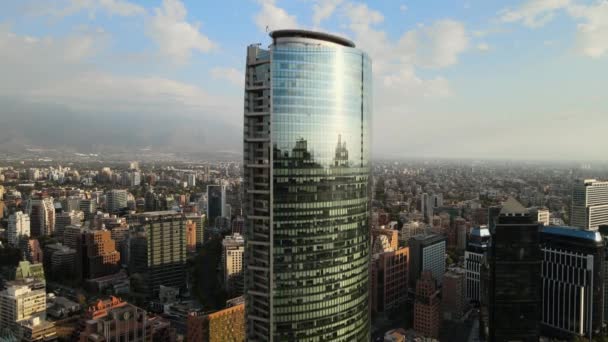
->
(1, 0), (607, 160)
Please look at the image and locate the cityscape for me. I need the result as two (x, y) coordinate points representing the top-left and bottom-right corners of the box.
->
(1, 1), (608, 342)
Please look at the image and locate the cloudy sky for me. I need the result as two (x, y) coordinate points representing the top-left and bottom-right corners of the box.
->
(0, 0), (607, 160)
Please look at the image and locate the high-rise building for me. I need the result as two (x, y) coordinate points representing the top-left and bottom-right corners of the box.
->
(572, 179), (608, 230)
(187, 173), (196, 188)
(529, 207), (550, 226)
(464, 226), (490, 304)
(206, 185), (225, 228)
(27, 197), (55, 237)
(129, 211), (187, 298)
(7, 211), (30, 246)
(480, 198), (542, 341)
(186, 219), (197, 253)
(185, 213), (205, 247)
(79, 229), (121, 280)
(442, 268), (466, 321)
(372, 226), (399, 251)
(187, 304), (245, 342)
(63, 224), (84, 250)
(540, 226), (604, 340)
(63, 196), (81, 212)
(413, 271), (441, 339)
(244, 30), (372, 341)
(106, 189), (127, 213)
(371, 247), (409, 314)
(54, 210), (84, 240)
(408, 234), (447, 289)
(0, 285), (46, 333)
(79, 198), (96, 221)
(222, 233), (244, 295)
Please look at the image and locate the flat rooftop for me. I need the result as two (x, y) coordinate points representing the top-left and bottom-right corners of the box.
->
(270, 29), (355, 48)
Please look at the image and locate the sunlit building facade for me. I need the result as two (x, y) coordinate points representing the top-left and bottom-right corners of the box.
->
(244, 30), (372, 341)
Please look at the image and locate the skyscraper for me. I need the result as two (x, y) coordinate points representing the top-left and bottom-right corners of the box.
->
(413, 271), (441, 339)
(571, 179), (608, 230)
(206, 185), (226, 228)
(106, 189), (127, 214)
(27, 197), (55, 237)
(244, 30), (371, 341)
(129, 211), (187, 298)
(464, 225), (490, 304)
(480, 198), (542, 341)
(408, 234), (447, 289)
(8, 211), (30, 246)
(540, 226), (604, 340)
(222, 233), (244, 296)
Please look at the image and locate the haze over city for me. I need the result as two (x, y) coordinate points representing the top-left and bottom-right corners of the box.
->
(1, 0), (606, 160)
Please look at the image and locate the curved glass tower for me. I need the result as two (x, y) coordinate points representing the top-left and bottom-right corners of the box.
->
(244, 30), (371, 341)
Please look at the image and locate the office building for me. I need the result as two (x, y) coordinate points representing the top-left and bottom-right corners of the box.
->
(106, 189), (127, 213)
(571, 179), (608, 230)
(7, 211), (30, 246)
(27, 197), (55, 237)
(540, 226), (604, 339)
(408, 234), (447, 289)
(49, 244), (77, 277)
(187, 173), (196, 188)
(63, 224), (84, 249)
(79, 229), (121, 280)
(206, 185), (225, 228)
(54, 210), (83, 240)
(24, 239), (43, 264)
(79, 198), (96, 221)
(413, 271), (441, 339)
(529, 207), (550, 226)
(371, 247), (409, 313)
(186, 219), (197, 253)
(62, 196), (81, 212)
(185, 213), (205, 247)
(480, 198), (542, 341)
(372, 226), (399, 251)
(222, 233), (244, 295)
(129, 211), (187, 298)
(464, 226), (490, 303)
(231, 216), (244, 235)
(187, 304), (245, 342)
(244, 30), (372, 341)
(0, 285), (46, 332)
(442, 268), (466, 321)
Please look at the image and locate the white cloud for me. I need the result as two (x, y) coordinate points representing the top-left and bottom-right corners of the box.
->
(400, 4), (408, 12)
(32, 0), (145, 18)
(477, 42), (490, 51)
(210, 67), (243, 87)
(500, 0), (571, 28)
(500, 0), (608, 58)
(405, 20), (469, 68)
(567, 2), (608, 59)
(312, 0), (344, 27)
(0, 27), (236, 119)
(254, 0), (299, 32)
(147, 0), (216, 65)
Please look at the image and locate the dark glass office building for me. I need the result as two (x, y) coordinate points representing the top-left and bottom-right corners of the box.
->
(244, 30), (372, 341)
(540, 226), (604, 339)
(207, 185), (226, 228)
(481, 198), (542, 341)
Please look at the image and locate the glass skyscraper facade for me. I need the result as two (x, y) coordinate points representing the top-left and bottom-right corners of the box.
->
(244, 30), (371, 341)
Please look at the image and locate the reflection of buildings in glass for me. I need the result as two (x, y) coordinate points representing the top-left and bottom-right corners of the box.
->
(334, 134), (349, 167)
(244, 29), (371, 341)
